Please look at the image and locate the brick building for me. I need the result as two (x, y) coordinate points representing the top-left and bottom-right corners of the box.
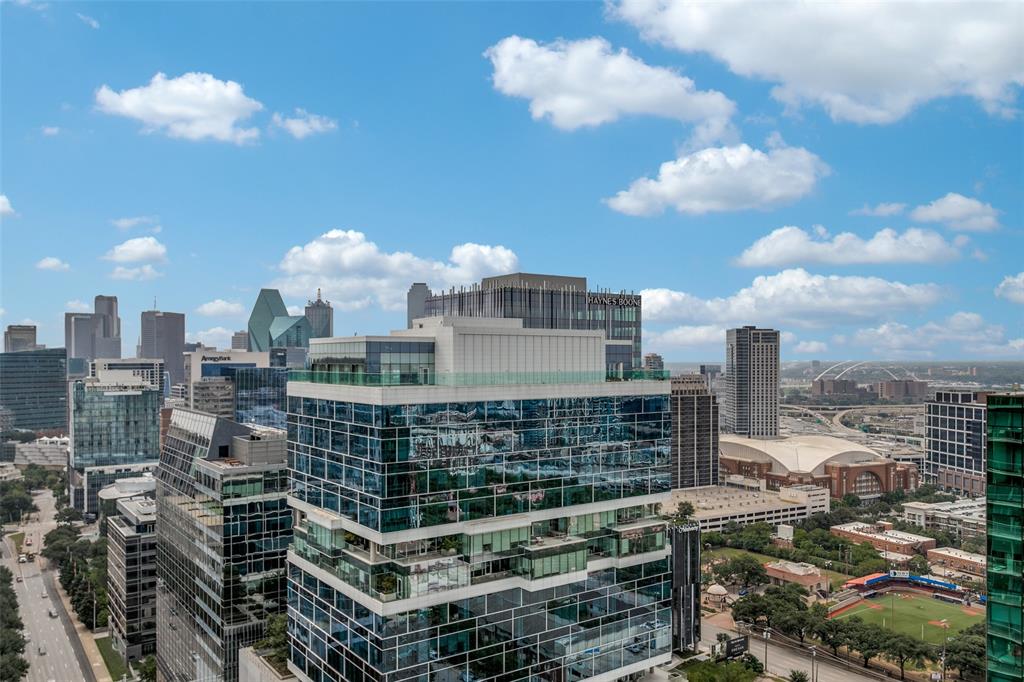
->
(830, 522), (935, 555)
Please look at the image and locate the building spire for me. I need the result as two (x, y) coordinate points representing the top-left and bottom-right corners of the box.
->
(317, 287), (322, 302)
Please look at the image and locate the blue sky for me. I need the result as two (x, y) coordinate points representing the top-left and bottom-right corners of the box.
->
(2, 1), (1022, 360)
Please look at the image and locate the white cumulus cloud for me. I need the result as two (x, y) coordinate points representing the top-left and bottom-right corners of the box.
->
(65, 300), (91, 312)
(95, 72), (263, 144)
(35, 256), (70, 271)
(611, 1), (1024, 124)
(736, 226), (961, 267)
(910, 192), (1001, 231)
(645, 325), (726, 351)
(104, 236), (167, 263)
(110, 265), (162, 281)
(854, 312), (1023, 358)
(849, 202), (906, 217)
(196, 299), (245, 317)
(485, 35), (736, 147)
(111, 215), (159, 230)
(641, 268), (941, 328)
(271, 109), (338, 139)
(793, 340), (827, 354)
(996, 272), (1024, 304)
(0, 195), (14, 216)
(273, 229), (519, 311)
(41, 126), (61, 136)
(76, 12), (99, 29)
(189, 326), (233, 349)
(606, 140), (829, 216)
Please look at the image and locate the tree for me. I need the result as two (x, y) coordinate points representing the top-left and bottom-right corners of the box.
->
(945, 635), (985, 680)
(715, 555), (769, 588)
(907, 555), (930, 575)
(789, 671), (809, 682)
(675, 501), (695, 521)
(777, 610), (813, 645)
(883, 633), (931, 680)
(21, 464), (50, 490)
(841, 494), (862, 508)
(256, 614), (289, 671)
(847, 619), (884, 668)
(137, 655), (157, 682)
(55, 507), (82, 525)
(813, 617), (847, 656)
(739, 653), (763, 674)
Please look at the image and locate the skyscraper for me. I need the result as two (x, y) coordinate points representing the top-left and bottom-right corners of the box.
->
(985, 392), (1023, 682)
(0, 347), (68, 431)
(670, 375), (719, 489)
(925, 391), (987, 495)
(409, 272), (643, 369)
(94, 294), (122, 358)
(724, 326), (779, 438)
(231, 330), (248, 350)
(247, 288), (312, 352)
(156, 411), (291, 682)
(304, 288), (334, 338)
(4, 324), (37, 352)
(140, 310), (186, 385)
(64, 295), (122, 361)
(107, 495), (157, 663)
(286, 317), (678, 682)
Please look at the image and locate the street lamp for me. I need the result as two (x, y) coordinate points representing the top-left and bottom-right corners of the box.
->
(762, 626), (770, 673)
(809, 646), (817, 682)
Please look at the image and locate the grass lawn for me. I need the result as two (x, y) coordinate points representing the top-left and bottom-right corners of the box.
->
(95, 635), (128, 681)
(8, 531), (25, 555)
(831, 591), (983, 645)
(703, 547), (851, 587)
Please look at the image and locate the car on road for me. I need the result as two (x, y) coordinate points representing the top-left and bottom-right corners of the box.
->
(37, 645), (46, 655)
(48, 608), (58, 618)
(41, 591), (47, 598)
(18, 554), (26, 563)
(15, 576), (22, 582)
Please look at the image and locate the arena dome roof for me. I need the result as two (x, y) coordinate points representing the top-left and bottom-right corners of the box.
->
(719, 434), (885, 476)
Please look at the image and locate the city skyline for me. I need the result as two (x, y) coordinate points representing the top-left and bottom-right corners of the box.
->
(2, 2), (1022, 361)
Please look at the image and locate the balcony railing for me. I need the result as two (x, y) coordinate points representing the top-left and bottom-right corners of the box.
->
(289, 369), (670, 387)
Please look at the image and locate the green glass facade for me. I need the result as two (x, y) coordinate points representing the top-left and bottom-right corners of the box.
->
(987, 393), (1024, 682)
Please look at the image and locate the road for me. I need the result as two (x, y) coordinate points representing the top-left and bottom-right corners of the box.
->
(2, 489), (96, 682)
(702, 619), (885, 682)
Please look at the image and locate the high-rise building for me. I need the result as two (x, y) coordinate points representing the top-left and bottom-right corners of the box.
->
(140, 310), (186, 386)
(985, 392), (1023, 682)
(670, 375), (719, 489)
(90, 358), (166, 395)
(669, 524), (702, 654)
(876, 379), (929, 401)
(304, 288), (334, 338)
(107, 495), (157, 663)
(64, 295), (122, 361)
(644, 352), (665, 372)
(925, 391), (987, 496)
(286, 317), (679, 682)
(0, 347), (68, 431)
(410, 272), (643, 369)
(226, 366), (288, 429)
(4, 324), (37, 352)
(183, 349), (272, 419)
(231, 330), (249, 350)
(247, 288), (312, 352)
(699, 364), (722, 394)
(724, 326), (779, 438)
(68, 377), (160, 513)
(156, 412), (291, 682)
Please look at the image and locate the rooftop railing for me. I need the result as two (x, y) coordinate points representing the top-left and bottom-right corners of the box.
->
(288, 369), (670, 386)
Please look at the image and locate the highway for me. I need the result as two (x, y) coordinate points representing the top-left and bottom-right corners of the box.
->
(2, 489), (95, 682)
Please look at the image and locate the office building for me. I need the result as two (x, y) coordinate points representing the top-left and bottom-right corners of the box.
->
(65, 295), (122, 362)
(183, 349), (276, 420)
(664, 483), (830, 532)
(304, 288), (334, 338)
(231, 330), (249, 350)
(876, 379), (929, 401)
(286, 317), (677, 682)
(228, 366), (288, 429)
(643, 352), (664, 372)
(670, 524), (701, 654)
(68, 377), (161, 513)
(247, 288), (312, 352)
(409, 272), (643, 369)
(91, 357), (166, 395)
(156, 412), (291, 682)
(140, 310), (186, 385)
(4, 324), (37, 352)
(925, 391), (987, 495)
(0, 347), (68, 432)
(670, 375), (719, 489)
(107, 496), (157, 663)
(901, 497), (986, 541)
(830, 522), (935, 555)
(986, 393), (1023, 682)
(724, 326), (779, 437)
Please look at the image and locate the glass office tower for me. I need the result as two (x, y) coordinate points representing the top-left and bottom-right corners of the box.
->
(228, 366), (289, 429)
(286, 318), (675, 682)
(0, 347), (68, 431)
(986, 393), (1024, 682)
(156, 410), (292, 682)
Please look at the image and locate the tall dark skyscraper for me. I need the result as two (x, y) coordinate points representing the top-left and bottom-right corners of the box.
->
(4, 324), (37, 352)
(724, 326), (779, 438)
(304, 288), (334, 338)
(670, 375), (719, 489)
(65, 295), (122, 361)
(140, 309), (186, 385)
(0, 347), (68, 431)
(408, 272), (643, 369)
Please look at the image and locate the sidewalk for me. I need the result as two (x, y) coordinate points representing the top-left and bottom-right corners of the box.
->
(50, 563), (113, 682)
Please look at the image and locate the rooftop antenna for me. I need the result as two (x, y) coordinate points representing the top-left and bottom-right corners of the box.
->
(317, 287), (322, 302)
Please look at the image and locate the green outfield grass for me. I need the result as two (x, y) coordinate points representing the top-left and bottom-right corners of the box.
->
(832, 591), (983, 645)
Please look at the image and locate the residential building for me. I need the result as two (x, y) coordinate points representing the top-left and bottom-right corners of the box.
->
(670, 523), (702, 654)
(926, 547), (985, 577)
(664, 483), (830, 532)
(231, 330), (249, 350)
(901, 497), (986, 540)
(986, 393), (1023, 682)
(68, 377), (160, 513)
(670, 375), (718, 489)
(304, 288), (334, 338)
(0, 347), (68, 431)
(925, 390), (987, 495)
(829, 522), (935, 555)
(811, 379), (859, 396)
(107, 496), (157, 663)
(156, 412), (291, 682)
(286, 317), (678, 682)
(65, 295), (122, 362)
(876, 379), (929, 401)
(140, 310), (186, 385)
(4, 324), (37, 352)
(247, 288), (312, 352)
(724, 326), (779, 437)
(91, 357), (166, 395)
(409, 272), (644, 369)
(719, 434), (918, 499)
(765, 560), (826, 593)
(644, 352), (664, 372)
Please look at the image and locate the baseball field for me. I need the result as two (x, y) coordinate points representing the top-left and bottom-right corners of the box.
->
(831, 591), (984, 645)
